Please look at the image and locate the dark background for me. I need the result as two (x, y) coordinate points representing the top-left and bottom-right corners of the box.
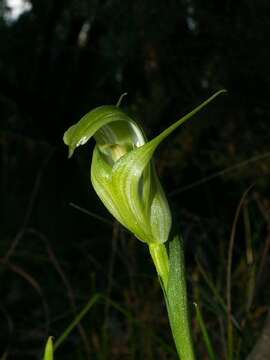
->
(0, 1), (270, 359)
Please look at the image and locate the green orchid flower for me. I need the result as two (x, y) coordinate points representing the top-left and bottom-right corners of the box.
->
(64, 105), (171, 246)
(64, 90), (225, 360)
(63, 90), (225, 288)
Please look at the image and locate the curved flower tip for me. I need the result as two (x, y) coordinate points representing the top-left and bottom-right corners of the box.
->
(63, 90), (225, 245)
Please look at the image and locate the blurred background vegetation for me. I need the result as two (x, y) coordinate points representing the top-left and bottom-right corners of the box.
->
(0, 0), (270, 359)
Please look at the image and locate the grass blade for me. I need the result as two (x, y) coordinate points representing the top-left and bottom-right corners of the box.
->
(194, 303), (216, 360)
(43, 337), (54, 360)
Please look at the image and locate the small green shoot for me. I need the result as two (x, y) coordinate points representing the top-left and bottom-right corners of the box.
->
(194, 303), (216, 360)
(43, 337), (54, 360)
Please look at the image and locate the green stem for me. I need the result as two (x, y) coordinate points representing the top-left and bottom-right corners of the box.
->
(149, 243), (169, 288)
(149, 237), (196, 360)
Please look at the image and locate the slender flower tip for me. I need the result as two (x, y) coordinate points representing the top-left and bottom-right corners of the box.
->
(63, 122), (87, 158)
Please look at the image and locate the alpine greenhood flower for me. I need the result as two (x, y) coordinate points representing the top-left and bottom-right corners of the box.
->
(63, 90), (225, 247)
(64, 105), (172, 246)
(63, 90), (225, 360)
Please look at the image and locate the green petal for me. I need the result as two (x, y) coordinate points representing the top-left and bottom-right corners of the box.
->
(63, 106), (146, 158)
(111, 141), (170, 243)
(91, 147), (122, 223)
(92, 140), (171, 243)
(91, 146), (139, 234)
(149, 171), (171, 244)
(91, 146), (152, 242)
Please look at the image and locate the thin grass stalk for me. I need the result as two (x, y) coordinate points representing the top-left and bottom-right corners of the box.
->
(226, 185), (254, 360)
(194, 303), (216, 360)
(54, 294), (101, 350)
(43, 337), (53, 360)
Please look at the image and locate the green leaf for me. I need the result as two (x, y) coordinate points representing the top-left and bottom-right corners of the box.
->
(43, 337), (54, 360)
(165, 235), (196, 360)
(194, 303), (217, 360)
(54, 294), (101, 351)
